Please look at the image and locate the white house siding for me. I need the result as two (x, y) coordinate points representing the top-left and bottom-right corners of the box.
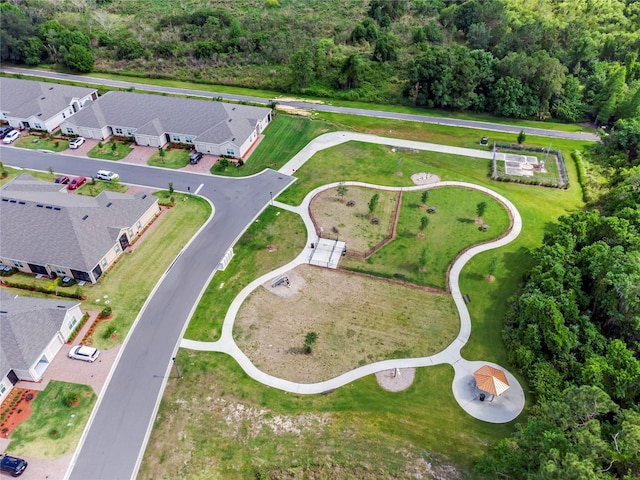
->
(61, 306), (83, 339)
(0, 377), (12, 404)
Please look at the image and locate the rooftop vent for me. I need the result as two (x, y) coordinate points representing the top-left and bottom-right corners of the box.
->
(228, 118), (232, 122)
(232, 107), (236, 110)
(141, 194), (147, 199)
(106, 202), (112, 207)
(49, 87), (54, 90)
(9, 199), (16, 203)
(1, 198), (8, 202)
(46, 205), (53, 209)
(40, 96), (46, 100)
(82, 214), (88, 220)
(37, 204), (43, 208)
(18, 201), (25, 205)
(37, 113), (43, 117)
(0, 311), (7, 314)
(53, 207), (61, 211)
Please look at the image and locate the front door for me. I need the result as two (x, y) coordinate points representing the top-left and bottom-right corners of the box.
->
(119, 233), (130, 251)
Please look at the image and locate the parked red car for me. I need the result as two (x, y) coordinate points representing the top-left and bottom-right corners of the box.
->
(68, 176), (87, 190)
(54, 175), (70, 184)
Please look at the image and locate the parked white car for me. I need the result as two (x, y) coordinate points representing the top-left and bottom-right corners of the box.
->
(2, 130), (20, 144)
(96, 170), (119, 181)
(68, 345), (100, 362)
(69, 137), (85, 149)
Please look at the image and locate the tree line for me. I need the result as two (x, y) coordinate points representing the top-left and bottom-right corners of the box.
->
(476, 125), (640, 479)
(2, 0), (639, 124)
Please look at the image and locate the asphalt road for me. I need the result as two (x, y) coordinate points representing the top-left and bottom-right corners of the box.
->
(0, 146), (294, 480)
(1, 67), (599, 142)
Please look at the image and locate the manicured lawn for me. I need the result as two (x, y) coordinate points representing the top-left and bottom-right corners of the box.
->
(341, 187), (510, 290)
(140, 351), (515, 479)
(13, 133), (68, 152)
(87, 140), (134, 161)
(184, 206), (307, 341)
(7, 381), (96, 459)
(211, 114), (339, 177)
(77, 180), (128, 196)
(147, 148), (190, 169)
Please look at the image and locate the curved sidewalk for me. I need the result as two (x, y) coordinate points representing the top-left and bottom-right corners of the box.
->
(182, 178), (525, 423)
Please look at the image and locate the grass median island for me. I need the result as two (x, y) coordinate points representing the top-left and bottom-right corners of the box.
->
(7, 381), (95, 459)
(140, 351), (514, 479)
(341, 187), (511, 290)
(184, 206), (307, 341)
(15, 134), (68, 152)
(234, 264), (459, 382)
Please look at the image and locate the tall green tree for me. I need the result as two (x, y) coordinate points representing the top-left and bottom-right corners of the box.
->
(289, 48), (315, 88)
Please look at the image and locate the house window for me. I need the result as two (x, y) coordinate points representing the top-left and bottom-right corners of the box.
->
(67, 315), (77, 330)
(115, 128), (123, 135)
(136, 221), (142, 229)
(185, 136), (193, 144)
(115, 245), (121, 254)
(226, 148), (235, 156)
(128, 228), (133, 238)
(34, 123), (42, 129)
(62, 112), (66, 119)
(172, 135), (181, 142)
(127, 129), (134, 136)
(14, 261), (23, 268)
(66, 127), (74, 134)
(55, 266), (66, 274)
(101, 259), (107, 268)
(0, 384), (5, 396)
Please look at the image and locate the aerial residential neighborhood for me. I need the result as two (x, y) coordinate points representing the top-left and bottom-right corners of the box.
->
(1, 1), (639, 479)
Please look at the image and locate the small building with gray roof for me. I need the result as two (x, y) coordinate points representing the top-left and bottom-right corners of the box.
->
(0, 77), (98, 133)
(0, 174), (160, 284)
(61, 90), (272, 159)
(0, 290), (83, 403)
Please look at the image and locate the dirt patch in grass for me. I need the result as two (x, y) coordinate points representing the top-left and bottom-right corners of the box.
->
(310, 186), (398, 255)
(375, 368), (416, 392)
(234, 265), (459, 383)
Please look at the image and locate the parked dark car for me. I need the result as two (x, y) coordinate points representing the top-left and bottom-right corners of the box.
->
(0, 454), (28, 477)
(189, 151), (203, 164)
(54, 175), (70, 184)
(0, 126), (14, 139)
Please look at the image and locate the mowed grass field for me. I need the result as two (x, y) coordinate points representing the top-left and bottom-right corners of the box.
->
(234, 265), (459, 382)
(341, 186), (511, 289)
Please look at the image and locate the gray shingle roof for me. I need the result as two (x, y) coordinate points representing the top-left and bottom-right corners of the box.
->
(65, 91), (269, 146)
(0, 77), (96, 121)
(0, 290), (79, 376)
(0, 174), (158, 272)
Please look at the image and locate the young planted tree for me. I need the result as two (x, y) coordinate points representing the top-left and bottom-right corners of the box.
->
(303, 331), (318, 354)
(337, 184), (348, 199)
(368, 193), (380, 215)
(517, 129), (527, 144)
(420, 216), (429, 231)
(421, 190), (429, 206)
(419, 248), (428, 271)
(168, 182), (174, 195)
(158, 146), (165, 163)
(477, 201), (487, 219)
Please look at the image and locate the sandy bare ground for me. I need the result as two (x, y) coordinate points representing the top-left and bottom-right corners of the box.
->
(234, 265), (458, 383)
(310, 186), (398, 255)
(375, 367), (416, 392)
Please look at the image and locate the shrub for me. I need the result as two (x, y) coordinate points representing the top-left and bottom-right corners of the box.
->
(99, 306), (112, 318)
(102, 324), (117, 339)
(63, 392), (81, 408)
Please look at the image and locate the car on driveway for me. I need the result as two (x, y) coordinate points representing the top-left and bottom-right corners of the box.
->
(69, 137), (85, 149)
(69, 345), (100, 362)
(68, 176), (87, 190)
(189, 151), (203, 164)
(2, 130), (20, 144)
(54, 175), (70, 184)
(0, 454), (28, 476)
(0, 126), (14, 139)
(96, 170), (119, 181)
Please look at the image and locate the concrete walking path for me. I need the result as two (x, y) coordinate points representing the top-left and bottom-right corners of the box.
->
(182, 175), (526, 423)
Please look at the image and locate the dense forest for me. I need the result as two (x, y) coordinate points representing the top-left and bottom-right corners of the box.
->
(2, 0), (640, 478)
(2, 0), (640, 125)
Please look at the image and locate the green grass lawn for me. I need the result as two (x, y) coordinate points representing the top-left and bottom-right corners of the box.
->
(87, 140), (134, 161)
(184, 206), (307, 341)
(211, 114), (339, 177)
(147, 148), (190, 169)
(14, 133), (69, 152)
(7, 381), (96, 459)
(341, 187), (510, 290)
(77, 180), (128, 196)
(140, 351), (515, 479)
